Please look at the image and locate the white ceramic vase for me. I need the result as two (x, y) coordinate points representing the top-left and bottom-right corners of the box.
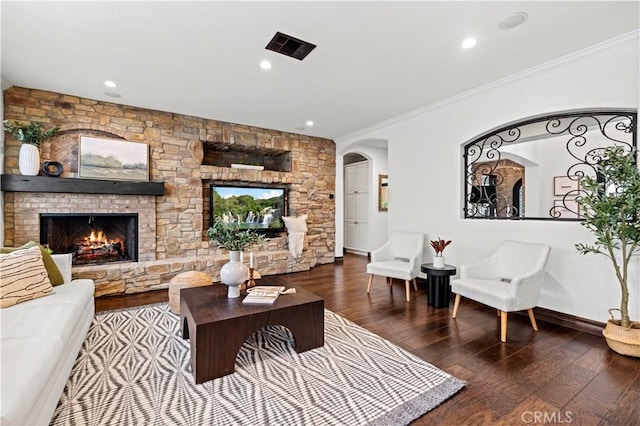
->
(19, 144), (41, 176)
(433, 255), (445, 268)
(220, 250), (248, 298)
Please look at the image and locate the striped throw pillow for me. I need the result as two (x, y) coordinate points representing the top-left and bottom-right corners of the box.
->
(0, 241), (64, 286)
(0, 246), (53, 308)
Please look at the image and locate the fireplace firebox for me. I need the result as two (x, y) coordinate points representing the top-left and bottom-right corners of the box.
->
(40, 214), (138, 265)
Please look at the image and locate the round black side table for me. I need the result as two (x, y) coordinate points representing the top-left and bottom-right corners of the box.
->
(421, 263), (457, 308)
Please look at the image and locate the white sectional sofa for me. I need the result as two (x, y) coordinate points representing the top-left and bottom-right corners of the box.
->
(0, 254), (95, 426)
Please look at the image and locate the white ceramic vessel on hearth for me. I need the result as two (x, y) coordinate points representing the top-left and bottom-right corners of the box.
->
(220, 250), (248, 298)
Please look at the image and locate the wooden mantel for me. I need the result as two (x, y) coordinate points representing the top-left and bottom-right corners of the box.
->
(0, 175), (165, 196)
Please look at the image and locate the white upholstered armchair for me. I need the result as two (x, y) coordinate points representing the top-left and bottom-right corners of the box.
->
(450, 240), (551, 342)
(366, 231), (424, 302)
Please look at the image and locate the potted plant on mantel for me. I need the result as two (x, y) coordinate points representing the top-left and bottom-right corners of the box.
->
(575, 146), (640, 357)
(207, 218), (265, 298)
(3, 120), (59, 176)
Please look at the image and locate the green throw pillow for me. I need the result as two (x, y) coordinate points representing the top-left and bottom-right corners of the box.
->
(0, 241), (65, 286)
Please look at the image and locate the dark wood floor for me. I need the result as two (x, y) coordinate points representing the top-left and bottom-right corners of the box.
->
(96, 253), (640, 425)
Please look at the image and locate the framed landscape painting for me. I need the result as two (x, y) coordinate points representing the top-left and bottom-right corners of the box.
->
(79, 136), (148, 181)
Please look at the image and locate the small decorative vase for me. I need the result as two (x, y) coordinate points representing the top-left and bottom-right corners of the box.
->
(220, 250), (248, 298)
(19, 144), (41, 176)
(42, 161), (63, 177)
(433, 256), (445, 268)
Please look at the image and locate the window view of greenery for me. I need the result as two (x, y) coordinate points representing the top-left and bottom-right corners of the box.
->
(212, 186), (284, 230)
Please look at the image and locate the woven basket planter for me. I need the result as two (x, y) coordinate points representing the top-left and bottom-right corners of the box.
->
(169, 271), (212, 314)
(602, 319), (640, 358)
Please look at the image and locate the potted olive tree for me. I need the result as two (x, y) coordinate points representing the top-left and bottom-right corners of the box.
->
(3, 120), (59, 176)
(575, 146), (640, 357)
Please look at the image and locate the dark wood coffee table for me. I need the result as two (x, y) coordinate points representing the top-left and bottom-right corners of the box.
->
(180, 283), (324, 384)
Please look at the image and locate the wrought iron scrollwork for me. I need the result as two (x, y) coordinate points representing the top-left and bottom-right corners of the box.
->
(464, 109), (637, 220)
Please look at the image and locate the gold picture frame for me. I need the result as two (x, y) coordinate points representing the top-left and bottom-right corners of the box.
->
(378, 174), (389, 211)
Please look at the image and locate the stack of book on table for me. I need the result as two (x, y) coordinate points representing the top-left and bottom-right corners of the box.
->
(242, 286), (286, 304)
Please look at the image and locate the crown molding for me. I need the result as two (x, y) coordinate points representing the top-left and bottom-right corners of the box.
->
(336, 30), (640, 144)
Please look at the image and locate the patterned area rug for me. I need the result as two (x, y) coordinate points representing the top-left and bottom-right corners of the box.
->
(51, 304), (465, 425)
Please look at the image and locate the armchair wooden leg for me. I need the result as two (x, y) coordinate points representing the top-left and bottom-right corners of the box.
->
(500, 311), (508, 342)
(412, 278), (418, 291)
(404, 280), (410, 302)
(452, 294), (461, 318)
(497, 309), (501, 317)
(367, 275), (374, 293)
(527, 309), (539, 331)
(387, 276), (392, 285)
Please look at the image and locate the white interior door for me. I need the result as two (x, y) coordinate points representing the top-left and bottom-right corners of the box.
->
(344, 161), (369, 252)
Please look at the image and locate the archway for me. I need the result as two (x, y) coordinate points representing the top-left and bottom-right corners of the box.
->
(335, 139), (389, 257)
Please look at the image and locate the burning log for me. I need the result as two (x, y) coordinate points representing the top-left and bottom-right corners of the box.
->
(73, 230), (125, 264)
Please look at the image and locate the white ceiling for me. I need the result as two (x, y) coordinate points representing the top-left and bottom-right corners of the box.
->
(1, 1), (638, 140)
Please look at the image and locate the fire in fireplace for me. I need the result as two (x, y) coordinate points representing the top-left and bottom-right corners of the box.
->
(40, 214), (138, 265)
(75, 229), (125, 264)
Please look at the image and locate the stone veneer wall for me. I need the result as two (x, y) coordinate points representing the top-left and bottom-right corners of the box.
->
(2, 87), (335, 296)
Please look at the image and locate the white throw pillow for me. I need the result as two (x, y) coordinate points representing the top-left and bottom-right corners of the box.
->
(282, 214), (308, 233)
(0, 246), (53, 308)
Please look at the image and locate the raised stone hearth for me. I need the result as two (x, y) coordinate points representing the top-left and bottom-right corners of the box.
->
(83, 239), (315, 297)
(2, 87), (335, 296)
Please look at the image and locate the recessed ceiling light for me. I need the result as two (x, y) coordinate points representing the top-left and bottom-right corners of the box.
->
(104, 80), (117, 88)
(499, 12), (528, 30)
(260, 60), (272, 70)
(104, 92), (122, 98)
(461, 37), (477, 49)
(305, 120), (314, 127)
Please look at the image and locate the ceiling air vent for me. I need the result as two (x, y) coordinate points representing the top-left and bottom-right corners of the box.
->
(265, 32), (316, 61)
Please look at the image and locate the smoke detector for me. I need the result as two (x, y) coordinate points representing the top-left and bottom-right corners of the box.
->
(500, 12), (528, 30)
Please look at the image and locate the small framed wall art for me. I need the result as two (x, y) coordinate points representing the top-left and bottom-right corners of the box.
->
(79, 136), (148, 181)
(378, 174), (389, 211)
(553, 199), (580, 219)
(553, 175), (579, 196)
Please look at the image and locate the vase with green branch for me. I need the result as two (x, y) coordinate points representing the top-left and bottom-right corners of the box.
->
(3, 120), (59, 176)
(208, 218), (265, 298)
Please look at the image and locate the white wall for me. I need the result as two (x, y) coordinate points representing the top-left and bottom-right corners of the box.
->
(335, 33), (639, 323)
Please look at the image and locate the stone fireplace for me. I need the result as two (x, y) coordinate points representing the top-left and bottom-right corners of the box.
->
(2, 86), (336, 297)
(40, 213), (138, 265)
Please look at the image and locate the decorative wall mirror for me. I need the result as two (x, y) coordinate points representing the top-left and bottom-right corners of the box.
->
(378, 174), (389, 211)
(464, 109), (637, 220)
